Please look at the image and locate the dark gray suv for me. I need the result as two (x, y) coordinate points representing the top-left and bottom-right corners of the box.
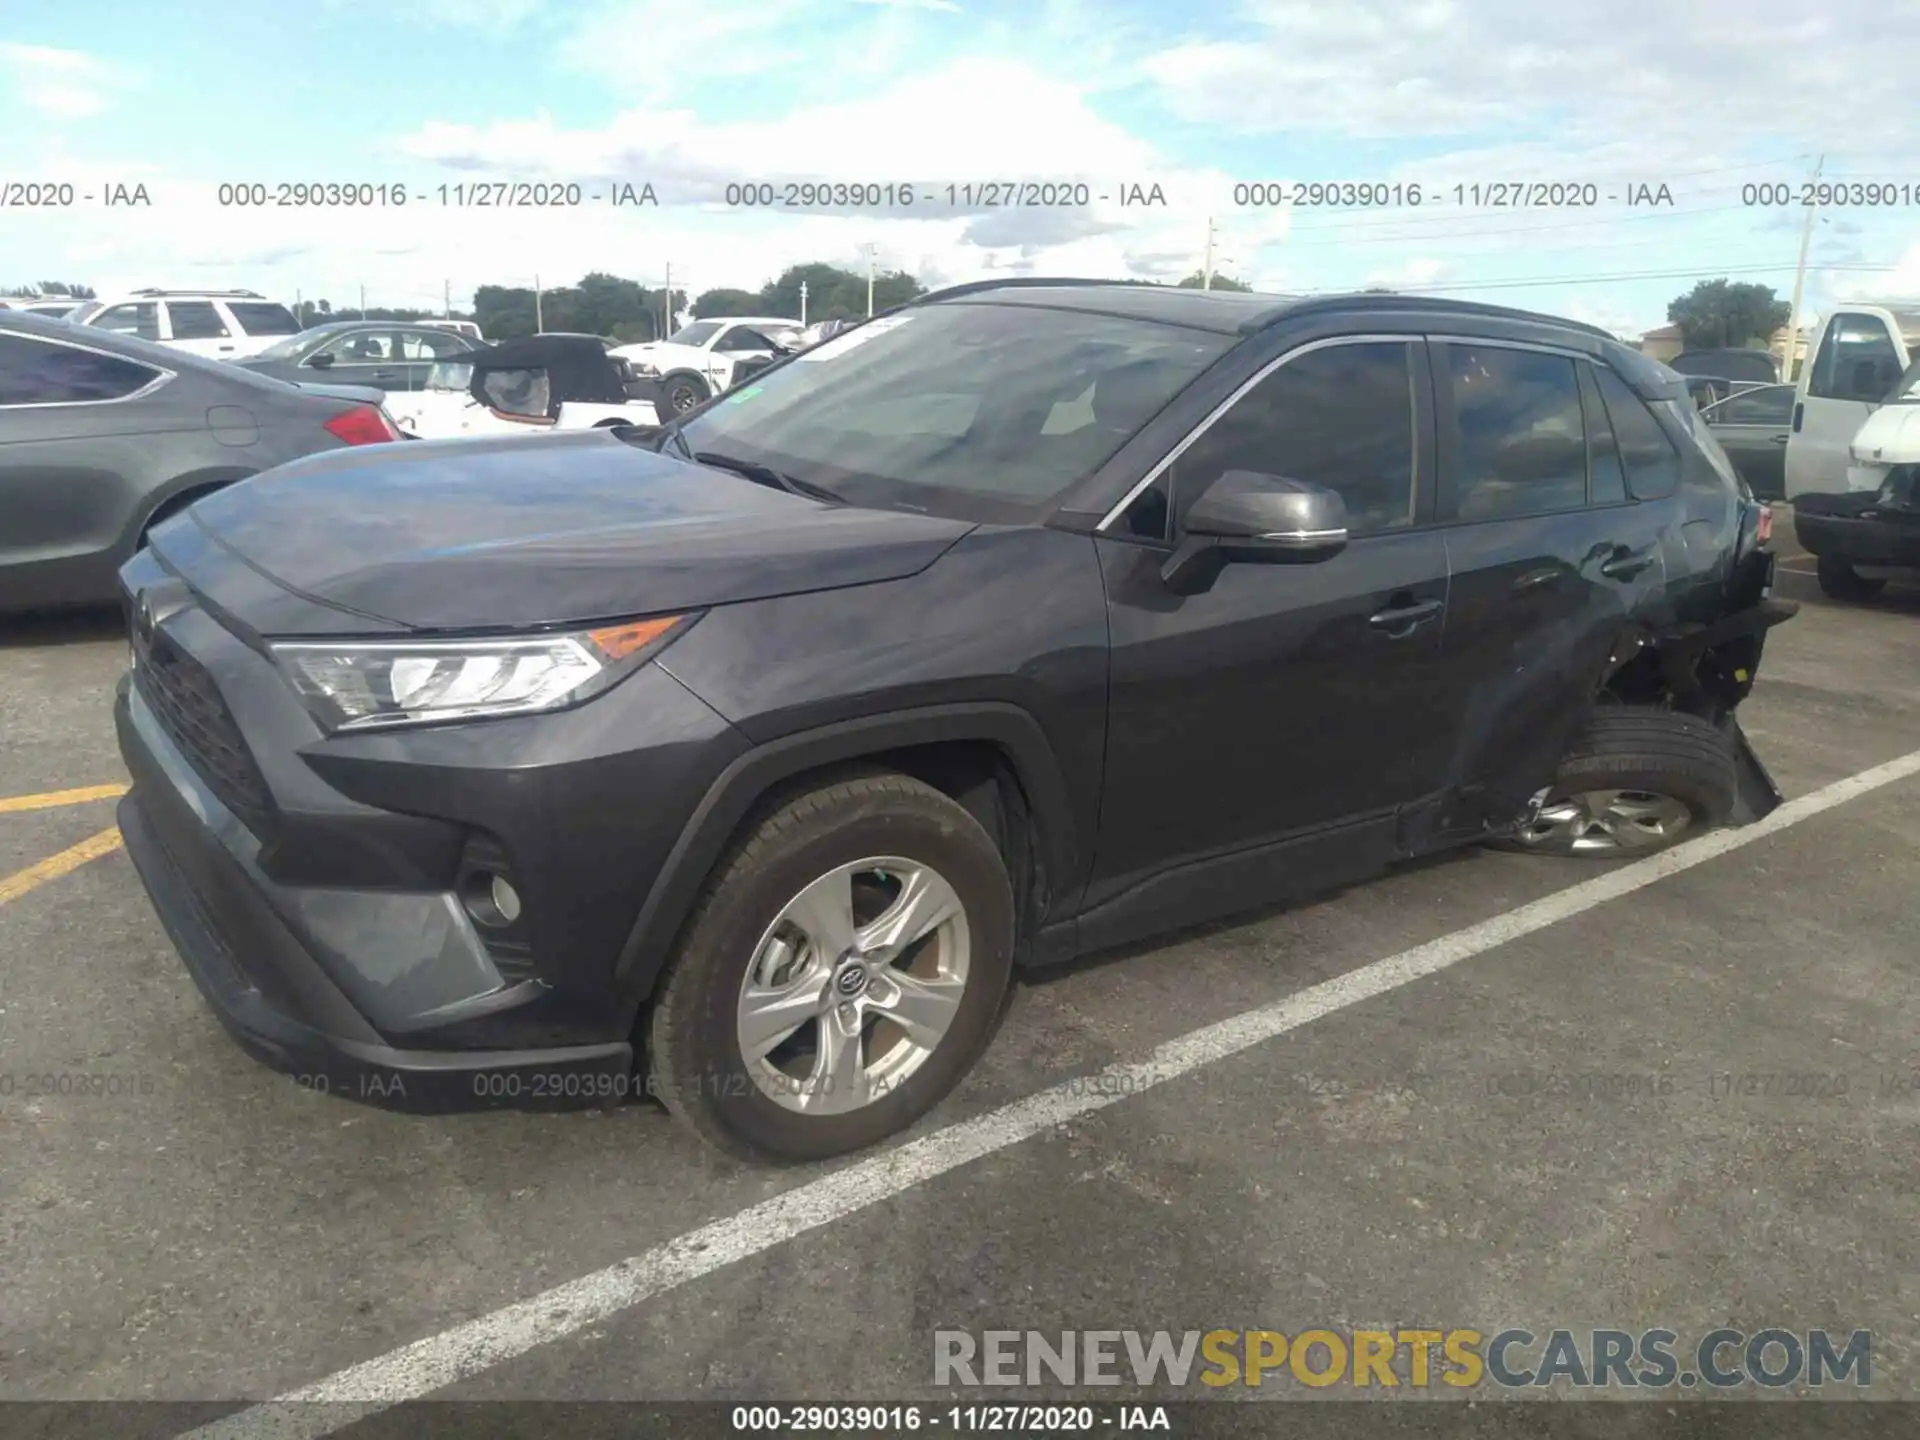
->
(0, 312), (405, 614)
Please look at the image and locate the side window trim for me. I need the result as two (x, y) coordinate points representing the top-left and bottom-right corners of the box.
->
(0, 333), (173, 410)
(1429, 334), (1598, 524)
(1095, 332), (1426, 533)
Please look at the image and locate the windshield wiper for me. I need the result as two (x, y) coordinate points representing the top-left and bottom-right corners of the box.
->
(691, 450), (843, 505)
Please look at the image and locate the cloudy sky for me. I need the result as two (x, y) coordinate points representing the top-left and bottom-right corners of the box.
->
(4, 0), (1918, 336)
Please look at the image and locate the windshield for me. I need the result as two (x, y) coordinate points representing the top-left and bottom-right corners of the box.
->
(667, 321), (722, 347)
(678, 302), (1234, 516)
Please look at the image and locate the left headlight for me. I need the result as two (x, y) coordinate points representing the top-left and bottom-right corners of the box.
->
(270, 615), (695, 733)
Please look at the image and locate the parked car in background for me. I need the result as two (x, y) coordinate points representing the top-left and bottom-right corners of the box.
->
(2, 298), (82, 319)
(233, 320), (487, 392)
(386, 333), (659, 438)
(613, 316), (803, 414)
(416, 319), (486, 343)
(1670, 348), (1780, 385)
(113, 281), (1792, 1164)
(1701, 382), (1794, 499)
(1794, 352), (1920, 599)
(67, 289), (304, 359)
(1785, 302), (1920, 500)
(0, 312), (404, 613)
(1683, 374), (1767, 411)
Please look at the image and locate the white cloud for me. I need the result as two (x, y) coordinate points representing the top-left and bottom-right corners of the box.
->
(0, 43), (130, 118)
(1141, 0), (1920, 149)
(852, 0), (962, 10)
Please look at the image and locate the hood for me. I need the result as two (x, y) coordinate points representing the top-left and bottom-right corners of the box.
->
(158, 428), (975, 634)
(1849, 403), (1920, 464)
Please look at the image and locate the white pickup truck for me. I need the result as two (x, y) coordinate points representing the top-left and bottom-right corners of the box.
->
(1783, 302), (1920, 500)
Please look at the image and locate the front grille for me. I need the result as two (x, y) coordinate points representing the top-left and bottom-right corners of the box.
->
(134, 624), (275, 836)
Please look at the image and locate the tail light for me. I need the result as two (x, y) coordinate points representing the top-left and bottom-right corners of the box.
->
(323, 404), (401, 446)
(1755, 505), (1774, 545)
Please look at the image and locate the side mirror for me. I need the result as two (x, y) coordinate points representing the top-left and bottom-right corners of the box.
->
(1162, 471), (1349, 594)
(307, 352), (335, 369)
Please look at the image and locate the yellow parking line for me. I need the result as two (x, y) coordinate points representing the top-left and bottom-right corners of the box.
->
(0, 827), (125, 907)
(0, 782), (130, 815)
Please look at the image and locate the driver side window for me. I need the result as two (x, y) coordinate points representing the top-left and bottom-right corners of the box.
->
(1168, 340), (1419, 539)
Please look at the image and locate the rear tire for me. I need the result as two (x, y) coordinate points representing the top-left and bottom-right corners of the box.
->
(662, 374), (710, 414)
(647, 771), (1015, 1163)
(1492, 708), (1737, 859)
(1816, 556), (1887, 602)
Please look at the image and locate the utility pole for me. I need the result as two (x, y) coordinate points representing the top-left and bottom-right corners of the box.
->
(1202, 217), (1216, 291)
(295, 288), (302, 325)
(863, 244), (876, 316)
(534, 273), (543, 333)
(1783, 153), (1823, 383)
(359, 283), (366, 318)
(662, 263), (671, 339)
(800, 280), (809, 326)
(443, 279), (451, 319)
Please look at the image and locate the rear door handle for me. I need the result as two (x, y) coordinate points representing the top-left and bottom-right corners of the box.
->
(1510, 566), (1563, 594)
(1368, 597), (1445, 634)
(1599, 545), (1657, 581)
(1770, 434), (1789, 445)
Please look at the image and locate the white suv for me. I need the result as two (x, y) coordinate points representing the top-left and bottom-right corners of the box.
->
(67, 289), (303, 359)
(612, 316), (803, 413)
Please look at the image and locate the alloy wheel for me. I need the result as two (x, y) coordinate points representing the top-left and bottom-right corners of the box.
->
(736, 857), (971, 1115)
(1514, 788), (1694, 854)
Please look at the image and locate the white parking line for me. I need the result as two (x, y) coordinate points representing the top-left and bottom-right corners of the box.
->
(189, 746), (1920, 1440)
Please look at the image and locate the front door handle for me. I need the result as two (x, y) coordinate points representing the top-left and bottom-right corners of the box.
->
(1770, 434), (1789, 445)
(1599, 544), (1657, 581)
(1511, 566), (1563, 594)
(1368, 596), (1445, 635)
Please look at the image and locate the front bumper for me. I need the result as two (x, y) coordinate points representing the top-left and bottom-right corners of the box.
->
(111, 551), (750, 1109)
(117, 680), (633, 1110)
(1793, 493), (1920, 569)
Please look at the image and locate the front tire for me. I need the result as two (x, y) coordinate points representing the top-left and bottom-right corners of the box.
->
(1493, 708), (1737, 859)
(648, 771), (1015, 1162)
(1816, 556), (1887, 602)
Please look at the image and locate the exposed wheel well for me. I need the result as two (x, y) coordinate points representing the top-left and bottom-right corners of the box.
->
(721, 740), (1049, 952)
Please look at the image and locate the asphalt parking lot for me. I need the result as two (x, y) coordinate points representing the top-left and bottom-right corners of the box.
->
(3, 519), (1918, 1427)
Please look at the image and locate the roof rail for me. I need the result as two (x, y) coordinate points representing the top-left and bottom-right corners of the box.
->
(1243, 291), (1618, 341)
(128, 288), (268, 299)
(912, 277), (1162, 305)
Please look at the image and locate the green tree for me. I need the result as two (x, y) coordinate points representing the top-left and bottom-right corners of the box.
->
(692, 287), (766, 319)
(1666, 279), (1791, 349)
(1174, 270), (1252, 292)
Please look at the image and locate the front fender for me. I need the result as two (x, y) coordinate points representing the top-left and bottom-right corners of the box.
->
(609, 701), (1081, 1011)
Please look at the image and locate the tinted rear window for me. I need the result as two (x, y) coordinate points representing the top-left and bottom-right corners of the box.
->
(227, 302), (301, 336)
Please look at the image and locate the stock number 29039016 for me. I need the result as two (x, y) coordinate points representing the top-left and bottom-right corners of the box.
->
(731, 1406), (1100, 1431)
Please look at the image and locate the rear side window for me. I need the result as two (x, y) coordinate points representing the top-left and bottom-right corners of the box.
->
(1594, 367), (1681, 500)
(1576, 364), (1628, 505)
(1442, 344), (1587, 521)
(166, 301), (229, 339)
(226, 302), (301, 337)
(0, 334), (161, 405)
